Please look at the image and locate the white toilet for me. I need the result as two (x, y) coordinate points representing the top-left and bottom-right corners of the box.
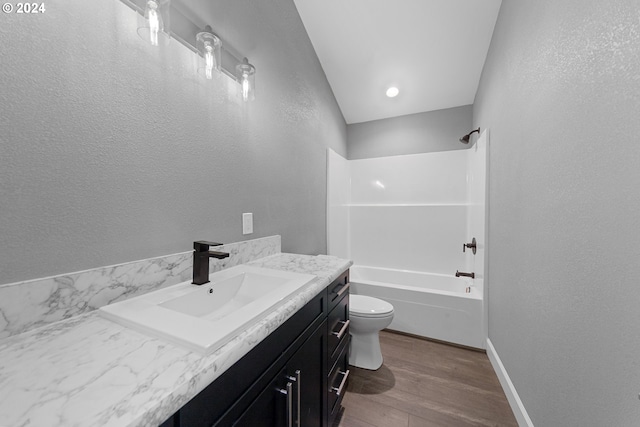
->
(349, 294), (395, 370)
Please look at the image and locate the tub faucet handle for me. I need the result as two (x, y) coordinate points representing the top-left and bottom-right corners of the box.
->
(463, 237), (477, 255)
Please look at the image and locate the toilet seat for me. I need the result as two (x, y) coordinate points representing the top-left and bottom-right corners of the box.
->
(350, 295), (394, 318)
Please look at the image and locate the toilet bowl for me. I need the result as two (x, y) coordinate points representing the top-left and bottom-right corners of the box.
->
(349, 294), (394, 370)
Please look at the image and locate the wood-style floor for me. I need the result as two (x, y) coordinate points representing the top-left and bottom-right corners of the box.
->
(334, 331), (518, 427)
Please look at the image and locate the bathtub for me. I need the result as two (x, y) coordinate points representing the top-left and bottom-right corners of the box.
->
(349, 265), (484, 349)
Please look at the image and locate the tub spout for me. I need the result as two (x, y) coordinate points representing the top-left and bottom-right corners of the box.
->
(455, 270), (475, 279)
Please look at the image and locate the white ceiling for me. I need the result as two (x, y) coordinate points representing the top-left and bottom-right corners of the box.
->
(293, 0), (502, 124)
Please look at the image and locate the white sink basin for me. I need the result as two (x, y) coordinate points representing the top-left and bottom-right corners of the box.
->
(99, 265), (316, 354)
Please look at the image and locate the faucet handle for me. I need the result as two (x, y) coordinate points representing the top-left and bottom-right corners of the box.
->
(463, 237), (477, 255)
(194, 241), (223, 251)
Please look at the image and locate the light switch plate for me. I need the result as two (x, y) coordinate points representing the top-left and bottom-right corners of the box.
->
(242, 213), (253, 235)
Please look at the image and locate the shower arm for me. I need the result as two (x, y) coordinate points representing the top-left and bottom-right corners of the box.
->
(459, 127), (481, 144)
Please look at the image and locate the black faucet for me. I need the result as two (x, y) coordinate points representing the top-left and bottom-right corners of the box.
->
(192, 241), (230, 285)
(455, 270), (475, 279)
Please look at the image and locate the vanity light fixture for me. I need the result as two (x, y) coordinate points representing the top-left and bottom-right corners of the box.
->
(196, 26), (222, 79)
(236, 58), (256, 102)
(137, 0), (171, 46)
(121, 0), (257, 100)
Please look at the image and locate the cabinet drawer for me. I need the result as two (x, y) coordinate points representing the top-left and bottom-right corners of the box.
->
(328, 337), (350, 425)
(328, 270), (349, 312)
(327, 292), (349, 360)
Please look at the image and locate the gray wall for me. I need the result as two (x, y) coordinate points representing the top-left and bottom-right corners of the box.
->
(474, 0), (640, 425)
(347, 105), (472, 160)
(0, 0), (346, 285)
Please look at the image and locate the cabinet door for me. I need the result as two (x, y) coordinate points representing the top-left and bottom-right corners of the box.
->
(233, 320), (327, 427)
(232, 367), (289, 427)
(286, 319), (327, 427)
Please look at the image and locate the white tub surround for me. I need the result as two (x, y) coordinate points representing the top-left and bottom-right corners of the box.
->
(0, 252), (352, 427)
(328, 147), (485, 279)
(328, 137), (488, 348)
(0, 236), (281, 339)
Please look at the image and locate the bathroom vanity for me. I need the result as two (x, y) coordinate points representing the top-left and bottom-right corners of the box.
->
(159, 269), (350, 427)
(0, 252), (351, 427)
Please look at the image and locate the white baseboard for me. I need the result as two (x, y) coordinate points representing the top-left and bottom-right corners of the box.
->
(486, 338), (534, 427)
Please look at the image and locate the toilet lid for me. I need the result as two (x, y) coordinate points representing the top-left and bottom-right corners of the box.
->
(350, 295), (394, 317)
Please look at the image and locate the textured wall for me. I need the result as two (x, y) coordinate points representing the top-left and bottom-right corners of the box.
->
(346, 105), (472, 160)
(0, 0), (346, 285)
(474, 0), (640, 425)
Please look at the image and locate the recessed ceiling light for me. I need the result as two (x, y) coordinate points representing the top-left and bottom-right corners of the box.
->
(386, 87), (399, 98)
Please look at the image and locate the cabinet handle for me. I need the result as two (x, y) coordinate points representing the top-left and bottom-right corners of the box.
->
(331, 369), (350, 396)
(286, 370), (301, 427)
(295, 370), (300, 427)
(336, 282), (350, 297)
(278, 382), (293, 427)
(331, 319), (350, 340)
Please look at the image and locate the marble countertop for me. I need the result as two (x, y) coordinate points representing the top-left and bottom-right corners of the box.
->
(0, 253), (352, 427)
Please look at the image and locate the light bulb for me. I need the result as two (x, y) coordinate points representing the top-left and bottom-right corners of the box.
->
(386, 86), (399, 98)
(204, 43), (214, 79)
(241, 72), (250, 101)
(235, 58), (255, 102)
(146, 0), (161, 46)
(196, 29), (221, 80)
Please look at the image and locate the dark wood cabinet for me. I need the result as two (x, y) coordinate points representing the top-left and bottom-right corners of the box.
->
(328, 336), (350, 423)
(288, 321), (327, 427)
(326, 269), (350, 426)
(228, 320), (327, 427)
(159, 269), (349, 427)
(227, 365), (288, 427)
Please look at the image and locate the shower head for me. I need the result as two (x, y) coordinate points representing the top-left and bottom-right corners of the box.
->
(459, 128), (480, 144)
